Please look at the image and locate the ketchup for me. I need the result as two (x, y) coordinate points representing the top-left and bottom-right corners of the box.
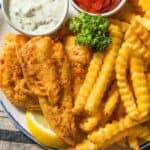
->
(75, 0), (121, 14)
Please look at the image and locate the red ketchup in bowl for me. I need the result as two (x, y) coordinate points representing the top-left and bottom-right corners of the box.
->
(74, 0), (121, 14)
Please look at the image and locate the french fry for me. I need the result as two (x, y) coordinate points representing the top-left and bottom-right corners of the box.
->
(132, 16), (150, 64)
(109, 18), (130, 32)
(132, 17), (150, 50)
(104, 83), (119, 118)
(85, 25), (123, 114)
(139, 0), (150, 12)
(88, 116), (148, 147)
(128, 137), (140, 150)
(116, 42), (138, 119)
(73, 52), (104, 114)
(131, 17), (150, 65)
(136, 16), (150, 31)
(101, 125), (150, 149)
(80, 79), (117, 133)
(80, 112), (101, 132)
(75, 140), (98, 150)
(125, 25), (148, 61)
(144, 10), (150, 18)
(130, 52), (150, 118)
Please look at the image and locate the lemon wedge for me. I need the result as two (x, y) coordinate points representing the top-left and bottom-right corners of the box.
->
(26, 111), (67, 148)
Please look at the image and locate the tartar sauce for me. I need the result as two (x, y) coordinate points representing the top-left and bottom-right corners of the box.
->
(8, 0), (66, 34)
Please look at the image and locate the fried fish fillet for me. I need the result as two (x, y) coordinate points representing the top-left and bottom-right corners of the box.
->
(18, 37), (84, 146)
(64, 36), (92, 98)
(17, 37), (60, 101)
(0, 53), (4, 87)
(0, 34), (40, 110)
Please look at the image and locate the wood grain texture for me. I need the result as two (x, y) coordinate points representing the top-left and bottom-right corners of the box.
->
(0, 117), (17, 131)
(0, 141), (43, 150)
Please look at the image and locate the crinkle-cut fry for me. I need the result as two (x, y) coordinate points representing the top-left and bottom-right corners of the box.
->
(116, 42), (138, 119)
(141, 18), (150, 32)
(136, 16), (150, 31)
(125, 26), (148, 61)
(85, 25), (123, 114)
(144, 10), (150, 18)
(144, 51), (150, 66)
(75, 140), (98, 150)
(130, 53), (150, 118)
(139, 0), (150, 12)
(128, 137), (140, 150)
(130, 17), (150, 64)
(109, 18), (130, 32)
(101, 125), (150, 149)
(104, 83), (119, 118)
(88, 116), (148, 146)
(73, 52), (104, 114)
(132, 17), (150, 50)
(146, 73), (150, 90)
(80, 112), (101, 132)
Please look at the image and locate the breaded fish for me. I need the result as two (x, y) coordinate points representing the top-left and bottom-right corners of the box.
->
(64, 36), (92, 99)
(18, 37), (84, 146)
(0, 34), (40, 110)
(17, 36), (61, 102)
(0, 54), (4, 87)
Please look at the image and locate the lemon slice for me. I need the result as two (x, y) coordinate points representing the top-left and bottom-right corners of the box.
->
(26, 111), (67, 148)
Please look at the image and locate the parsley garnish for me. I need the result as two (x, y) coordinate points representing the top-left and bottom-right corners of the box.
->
(69, 13), (111, 52)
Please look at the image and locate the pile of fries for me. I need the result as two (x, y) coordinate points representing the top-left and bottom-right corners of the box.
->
(73, 1), (150, 149)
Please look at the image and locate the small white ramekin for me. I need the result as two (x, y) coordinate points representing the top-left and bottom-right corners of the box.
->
(1, 0), (69, 36)
(71, 0), (127, 17)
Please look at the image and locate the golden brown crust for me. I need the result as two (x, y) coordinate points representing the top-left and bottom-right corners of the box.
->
(0, 55), (4, 87)
(0, 34), (40, 110)
(18, 36), (84, 146)
(17, 36), (61, 103)
(64, 36), (92, 99)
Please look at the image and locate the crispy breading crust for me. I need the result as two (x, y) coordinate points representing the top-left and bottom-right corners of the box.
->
(0, 34), (40, 110)
(64, 36), (92, 99)
(18, 37), (84, 146)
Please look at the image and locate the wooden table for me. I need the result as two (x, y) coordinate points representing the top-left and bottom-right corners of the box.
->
(0, 103), (43, 150)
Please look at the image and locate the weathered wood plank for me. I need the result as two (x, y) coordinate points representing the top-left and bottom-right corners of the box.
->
(0, 130), (34, 144)
(0, 111), (7, 117)
(0, 117), (17, 131)
(0, 141), (43, 150)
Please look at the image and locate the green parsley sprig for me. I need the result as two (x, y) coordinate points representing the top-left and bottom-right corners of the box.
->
(69, 13), (111, 52)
